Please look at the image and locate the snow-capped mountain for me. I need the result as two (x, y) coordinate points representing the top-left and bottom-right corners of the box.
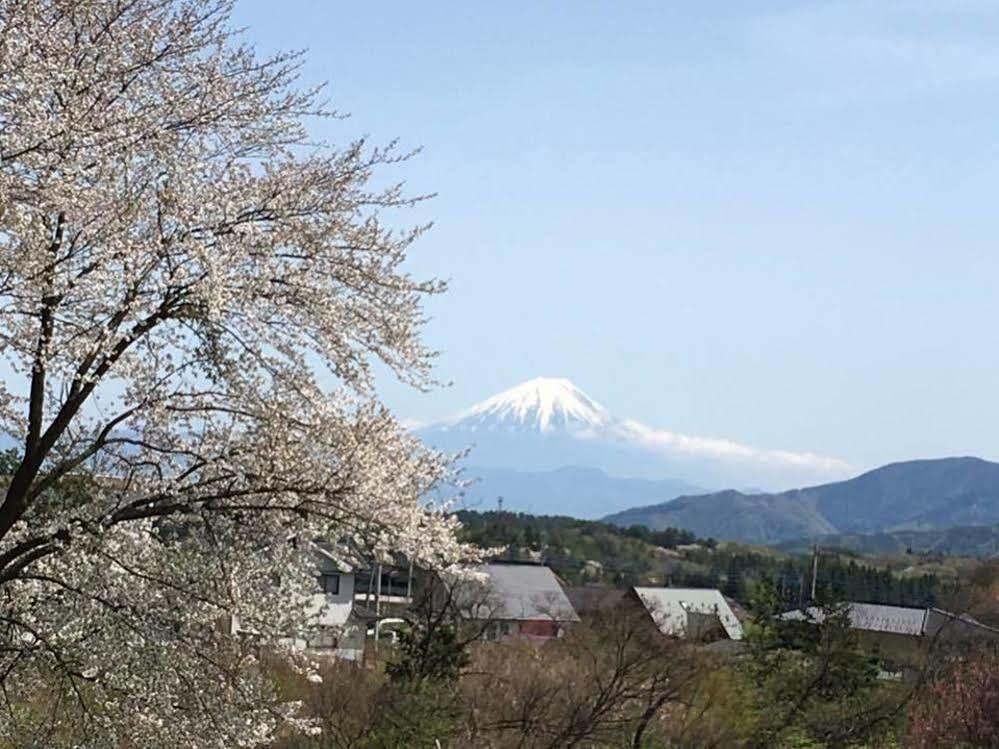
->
(445, 377), (610, 434)
(417, 377), (855, 517)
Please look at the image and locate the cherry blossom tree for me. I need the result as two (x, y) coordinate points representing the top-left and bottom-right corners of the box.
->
(0, 1), (470, 745)
(908, 652), (999, 748)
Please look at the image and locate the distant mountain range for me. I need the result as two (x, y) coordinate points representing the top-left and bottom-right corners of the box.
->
(417, 380), (999, 544)
(455, 465), (702, 519)
(418, 377), (853, 505)
(604, 457), (999, 545)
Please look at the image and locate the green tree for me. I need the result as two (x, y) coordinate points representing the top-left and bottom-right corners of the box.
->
(722, 555), (743, 599)
(741, 582), (902, 748)
(386, 623), (470, 685)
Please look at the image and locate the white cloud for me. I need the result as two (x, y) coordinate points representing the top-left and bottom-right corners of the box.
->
(424, 377), (857, 487)
(615, 418), (853, 478)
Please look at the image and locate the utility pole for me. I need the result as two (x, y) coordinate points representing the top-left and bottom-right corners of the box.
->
(365, 562), (373, 608)
(810, 545), (819, 601)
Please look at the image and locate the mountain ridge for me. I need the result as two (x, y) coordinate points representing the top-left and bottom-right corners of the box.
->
(456, 464), (703, 519)
(603, 456), (999, 544)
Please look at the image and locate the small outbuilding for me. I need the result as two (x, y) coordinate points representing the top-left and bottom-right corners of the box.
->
(567, 585), (744, 643)
(633, 587), (745, 642)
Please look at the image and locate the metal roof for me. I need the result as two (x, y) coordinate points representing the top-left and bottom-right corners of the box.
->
(780, 603), (927, 635)
(781, 602), (999, 638)
(476, 563), (579, 622)
(633, 587), (744, 640)
(845, 603), (927, 635)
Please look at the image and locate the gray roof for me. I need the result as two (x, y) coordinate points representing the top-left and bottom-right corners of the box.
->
(312, 541), (356, 573)
(780, 603), (925, 634)
(849, 603), (926, 635)
(476, 563), (579, 622)
(779, 602), (999, 638)
(633, 587), (744, 640)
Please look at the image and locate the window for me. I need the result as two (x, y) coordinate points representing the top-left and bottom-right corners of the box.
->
(319, 573), (340, 595)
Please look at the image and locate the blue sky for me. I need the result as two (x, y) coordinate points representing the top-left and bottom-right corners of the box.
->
(234, 0), (999, 473)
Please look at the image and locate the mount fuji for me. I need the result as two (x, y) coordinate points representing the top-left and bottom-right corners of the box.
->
(449, 377), (611, 434)
(417, 377), (854, 518)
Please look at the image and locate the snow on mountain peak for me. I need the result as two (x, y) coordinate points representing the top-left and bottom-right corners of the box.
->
(420, 376), (853, 487)
(452, 377), (611, 433)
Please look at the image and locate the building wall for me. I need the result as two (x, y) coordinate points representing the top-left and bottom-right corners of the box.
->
(925, 610), (999, 645)
(305, 571), (355, 628)
(518, 619), (562, 639)
(302, 620), (365, 661)
(855, 630), (927, 669)
(685, 611), (728, 642)
(257, 572), (365, 660)
(302, 571), (364, 659)
(484, 619), (568, 641)
(856, 616), (999, 670)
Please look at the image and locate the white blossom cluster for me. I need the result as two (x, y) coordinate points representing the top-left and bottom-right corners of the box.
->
(0, 1), (474, 745)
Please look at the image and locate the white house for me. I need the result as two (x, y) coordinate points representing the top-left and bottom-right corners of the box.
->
(230, 543), (366, 661)
(297, 545), (365, 660)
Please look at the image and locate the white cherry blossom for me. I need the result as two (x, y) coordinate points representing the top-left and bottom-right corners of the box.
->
(0, 1), (473, 746)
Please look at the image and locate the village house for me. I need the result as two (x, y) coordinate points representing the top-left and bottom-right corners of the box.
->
(352, 559), (415, 618)
(293, 544), (366, 660)
(633, 587), (745, 641)
(228, 542), (366, 661)
(780, 602), (999, 670)
(465, 561), (579, 641)
(569, 586), (745, 643)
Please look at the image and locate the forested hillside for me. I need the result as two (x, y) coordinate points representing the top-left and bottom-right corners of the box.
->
(456, 510), (710, 586)
(457, 510), (947, 607)
(779, 524), (999, 558)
